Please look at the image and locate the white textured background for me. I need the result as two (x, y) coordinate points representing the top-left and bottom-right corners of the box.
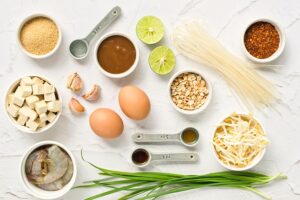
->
(0, 0), (300, 199)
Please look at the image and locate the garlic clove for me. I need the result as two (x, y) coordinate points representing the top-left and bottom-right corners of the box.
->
(69, 97), (85, 113)
(66, 73), (76, 88)
(82, 84), (100, 101)
(67, 72), (83, 92)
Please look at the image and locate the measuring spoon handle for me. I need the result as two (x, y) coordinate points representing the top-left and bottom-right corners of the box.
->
(132, 133), (180, 143)
(85, 6), (121, 43)
(151, 152), (199, 162)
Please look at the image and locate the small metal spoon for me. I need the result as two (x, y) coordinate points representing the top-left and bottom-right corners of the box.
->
(131, 148), (199, 168)
(69, 6), (121, 59)
(132, 127), (199, 147)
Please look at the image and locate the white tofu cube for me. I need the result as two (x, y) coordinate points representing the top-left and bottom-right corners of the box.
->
(32, 77), (44, 85)
(7, 94), (14, 105)
(19, 106), (37, 120)
(35, 101), (47, 114)
(17, 114), (28, 125)
(13, 94), (25, 107)
(47, 101), (61, 112)
(20, 76), (33, 86)
(47, 112), (56, 123)
(39, 113), (48, 122)
(44, 93), (56, 102)
(26, 120), (39, 131)
(20, 86), (32, 97)
(36, 118), (47, 128)
(15, 86), (23, 96)
(39, 121), (46, 128)
(7, 104), (20, 117)
(25, 96), (39, 109)
(32, 84), (44, 95)
(43, 82), (55, 94)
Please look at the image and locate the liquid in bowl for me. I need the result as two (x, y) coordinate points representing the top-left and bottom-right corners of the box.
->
(97, 35), (136, 74)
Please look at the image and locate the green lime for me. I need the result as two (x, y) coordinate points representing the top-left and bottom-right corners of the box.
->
(136, 16), (164, 44)
(148, 46), (175, 75)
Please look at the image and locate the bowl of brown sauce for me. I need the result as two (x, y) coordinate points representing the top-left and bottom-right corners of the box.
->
(94, 32), (139, 78)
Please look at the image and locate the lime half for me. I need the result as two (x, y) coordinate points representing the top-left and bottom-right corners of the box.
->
(136, 16), (164, 44)
(148, 46), (175, 75)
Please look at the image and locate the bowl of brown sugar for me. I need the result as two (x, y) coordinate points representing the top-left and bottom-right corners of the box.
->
(242, 18), (285, 63)
(17, 14), (62, 59)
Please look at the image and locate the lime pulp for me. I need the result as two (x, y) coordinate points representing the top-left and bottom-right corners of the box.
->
(136, 16), (164, 44)
(148, 46), (175, 75)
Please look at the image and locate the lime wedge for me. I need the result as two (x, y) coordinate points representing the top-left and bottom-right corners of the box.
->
(136, 16), (164, 44)
(148, 46), (175, 75)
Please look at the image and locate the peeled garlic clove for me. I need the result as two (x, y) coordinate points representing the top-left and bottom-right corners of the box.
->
(69, 97), (85, 113)
(67, 72), (83, 92)
(82, 84), (100, 101)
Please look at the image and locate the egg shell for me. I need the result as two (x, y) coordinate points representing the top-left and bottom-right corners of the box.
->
(119, 86), (151, 120)
(89, 108), (124, 139)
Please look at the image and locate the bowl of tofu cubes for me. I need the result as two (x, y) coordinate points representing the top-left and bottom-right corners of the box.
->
(4, 75), (62, 133)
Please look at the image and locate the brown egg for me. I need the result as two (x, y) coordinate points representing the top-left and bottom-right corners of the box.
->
(119, 86), (151, 120)
(89, 108), (124, 139)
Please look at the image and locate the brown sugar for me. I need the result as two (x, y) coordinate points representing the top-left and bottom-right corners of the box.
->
(20, 17), (59, 55)
(244, 22), (280, 59)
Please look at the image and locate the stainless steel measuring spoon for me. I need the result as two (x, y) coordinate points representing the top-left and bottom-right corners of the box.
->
(132, 127), (199, 147)
(69, 6), (121, 59)
(131, 148), (199, 168)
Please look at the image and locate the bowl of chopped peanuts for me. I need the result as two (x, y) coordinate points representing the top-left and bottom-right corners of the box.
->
(168, 69), (212, 115)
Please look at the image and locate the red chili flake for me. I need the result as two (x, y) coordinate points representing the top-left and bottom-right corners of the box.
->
(244, 22), (280, 59)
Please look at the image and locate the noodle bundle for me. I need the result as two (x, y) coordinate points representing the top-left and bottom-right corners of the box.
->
(172, 22), (279, 110)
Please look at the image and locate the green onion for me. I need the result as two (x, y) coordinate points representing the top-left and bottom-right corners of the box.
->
(75, 151), (286, 200)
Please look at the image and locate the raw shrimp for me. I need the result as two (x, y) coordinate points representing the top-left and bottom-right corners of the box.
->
(25, 150), (40, 174)
(37, 158), (74, 191)
(26, 145), (69, 185)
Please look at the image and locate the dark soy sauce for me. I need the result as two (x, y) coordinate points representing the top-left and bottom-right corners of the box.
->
(131, 148), (149, 165)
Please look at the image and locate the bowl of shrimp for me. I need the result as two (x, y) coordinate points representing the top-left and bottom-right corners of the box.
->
(19, 141), (77, 199)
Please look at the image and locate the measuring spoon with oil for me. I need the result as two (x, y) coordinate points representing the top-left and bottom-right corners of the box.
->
(132, 127), (199, 147)
(131, 148), (199, 168)
(69, 6), (121, 59)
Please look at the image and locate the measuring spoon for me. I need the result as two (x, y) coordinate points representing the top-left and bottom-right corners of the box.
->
(131, 148), (199, 168)
(132, 127), (199, 147)
(69, 6), (121, 59)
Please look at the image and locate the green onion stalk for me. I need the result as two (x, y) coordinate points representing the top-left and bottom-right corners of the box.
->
(75, 151), (286, 200)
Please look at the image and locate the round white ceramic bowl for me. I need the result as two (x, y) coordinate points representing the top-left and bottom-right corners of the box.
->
(20, 141), (77, 199)
(242, 18), (285, 63)
(4, 75), (62, 134)
(211, 113), (266, 171)
(94, 32), (139, 79)
(168, 69), (212, 115)
(17, 14), (62, 59)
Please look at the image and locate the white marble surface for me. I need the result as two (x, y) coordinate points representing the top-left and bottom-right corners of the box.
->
(1, 0), (300, 199)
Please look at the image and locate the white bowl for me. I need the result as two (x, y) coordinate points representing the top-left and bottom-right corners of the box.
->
(242, 18), (285, 63)
(4, 75), (62, 134)
(168, 69), (212, 115)
(20, 141), (77, 199)
(17, 14), (62, 59)
(211, 113), (266, 171)
(94, 32), (139, 79)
